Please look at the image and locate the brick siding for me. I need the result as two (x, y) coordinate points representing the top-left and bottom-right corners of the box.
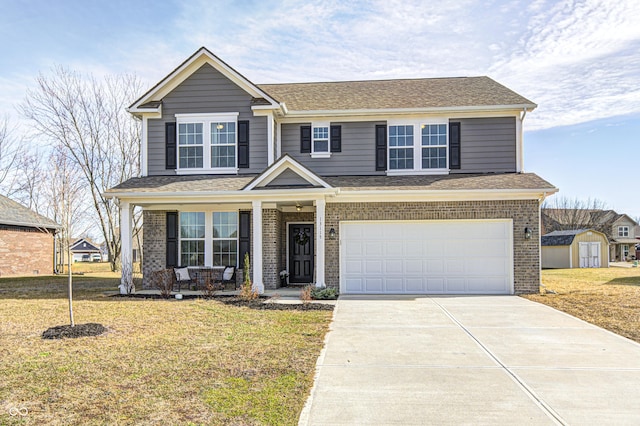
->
(0, 226), (54, 276)
(324, 200), (540, 294)
(141, 200), (540, 294)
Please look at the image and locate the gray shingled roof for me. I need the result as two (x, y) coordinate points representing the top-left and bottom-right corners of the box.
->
(258, 77), (535, 112)
(107, 172), (554, 194)
(0, 195), (60, 229)
(541, 229), (590, 246)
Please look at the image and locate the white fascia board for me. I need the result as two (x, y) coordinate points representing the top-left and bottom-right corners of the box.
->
(126, 106), (162, 119)
(131, 49), (279, 110)
(108, 187), (338, 204)
(280, 104), (537, 120)
(329, 187), (558, 203)
(243, 155), (332, 190)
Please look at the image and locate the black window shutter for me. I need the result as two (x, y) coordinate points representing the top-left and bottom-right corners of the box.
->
(165, 122), (177, 170)
(330, 125), (342, 152)
(238, 120), (250, 168)
(300, 125), (311, 153)
(166, 212), (179, 268)
(375, 124), (387, 171)
(449, 122), (461, 170)
(238, 211), (251, 268)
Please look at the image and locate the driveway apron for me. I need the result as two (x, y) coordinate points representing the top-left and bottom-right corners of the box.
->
(299, 295), (640, 425)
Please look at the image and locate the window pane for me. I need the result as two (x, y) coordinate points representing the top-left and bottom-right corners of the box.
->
(213, 239), (238, 267)
(179, 146), (203, 168)
(421, 123), (447, 146)
(422, 147), (447, 169)
(213, 212), (238, 238)
(212, 146), (236, 168)
(211, 122), (236, 145)
(179, 123), (203, 146)
(180, 212), (205, 238)
(390, 147), (413, 169)
(180, 240), (204, 266)
(314, 140), (329, 152)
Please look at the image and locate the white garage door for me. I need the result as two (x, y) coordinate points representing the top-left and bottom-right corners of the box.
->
(340, 220), (513, 294)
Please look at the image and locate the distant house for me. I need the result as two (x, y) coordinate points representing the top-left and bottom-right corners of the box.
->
(0, 195), (60, 276)
(542, 209), (639, 261)
(70, 238), (103, 262)
(541, 229), (609, 269)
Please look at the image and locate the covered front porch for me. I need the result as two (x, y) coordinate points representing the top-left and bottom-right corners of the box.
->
(118, 196), (331, 294)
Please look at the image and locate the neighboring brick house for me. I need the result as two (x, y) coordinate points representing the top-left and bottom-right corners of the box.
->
(542, 209), (639, 261)
(107, 47), (557, 295)
(0, 195), (60, 276)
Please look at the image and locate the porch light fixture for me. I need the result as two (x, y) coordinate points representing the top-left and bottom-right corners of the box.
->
(216, 123), (224, 130)
(524, 227), (532, 240)
(296, 204), (302, 212)
(329, 228), (336, 240)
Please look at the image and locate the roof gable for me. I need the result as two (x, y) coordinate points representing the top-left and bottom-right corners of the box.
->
(0, 195), (59, 229)
(541, 229), (608, 246)
(129, 47), (280, 113)
(243, 154), (332, 190)
(70, 238), (101, 252)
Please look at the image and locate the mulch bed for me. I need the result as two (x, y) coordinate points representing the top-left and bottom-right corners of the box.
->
(42, 323), (107, 339)
(111, 293), (335, 311)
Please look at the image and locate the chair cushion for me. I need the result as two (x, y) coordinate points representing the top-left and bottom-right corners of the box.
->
(223, 267), (234, 281)
(175, 267), (191, 281)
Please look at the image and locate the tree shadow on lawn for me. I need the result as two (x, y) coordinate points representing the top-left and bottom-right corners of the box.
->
(603, 275), (640, 287)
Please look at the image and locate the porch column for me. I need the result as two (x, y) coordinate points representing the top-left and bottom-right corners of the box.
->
(252, 200), (264, 294)
(119, 201), (133, 291)
(315, 198), (326, 288)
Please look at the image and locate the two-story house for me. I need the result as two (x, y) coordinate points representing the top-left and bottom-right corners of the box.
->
(107, 47), (557, 295)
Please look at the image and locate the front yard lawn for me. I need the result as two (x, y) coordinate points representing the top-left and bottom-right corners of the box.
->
(0, 274), (333, 425)
(523, 268), (640, 343)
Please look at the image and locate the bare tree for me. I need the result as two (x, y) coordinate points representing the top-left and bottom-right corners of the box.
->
(0, 115), (25, 196)
(21, 67), (142, 270)
(541, 196), (609, 233)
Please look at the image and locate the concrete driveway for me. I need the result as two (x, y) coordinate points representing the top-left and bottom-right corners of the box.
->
(299, 296), (640, 425)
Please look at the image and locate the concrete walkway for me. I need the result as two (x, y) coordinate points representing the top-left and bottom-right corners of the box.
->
(299, 295), (640, 425)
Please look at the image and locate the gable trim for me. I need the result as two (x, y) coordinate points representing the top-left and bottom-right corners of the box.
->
(243, 154), (332, 191)
(128, 47), (280, 113)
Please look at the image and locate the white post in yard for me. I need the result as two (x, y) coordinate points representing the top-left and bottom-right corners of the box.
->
(315, 198), (326, 288)
(119, 201), (133, 292)
(252, 200), (264, 294)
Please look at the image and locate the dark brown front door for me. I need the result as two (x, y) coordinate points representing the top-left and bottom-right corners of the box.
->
(289, 223), (314, 283)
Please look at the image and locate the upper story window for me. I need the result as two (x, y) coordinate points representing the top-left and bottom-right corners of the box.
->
(178, 123), (203, 168)
(176, 113), (239, 174)
(421, 124), (447, 169)
(211, 122), (236, 168)
(389, 125), (414, 170)
(618, 226), (629, 237)
(311, 123), (331, 158)
(388, 121), (448, 174)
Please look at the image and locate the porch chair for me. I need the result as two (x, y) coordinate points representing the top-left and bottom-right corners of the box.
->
(218, 266), (237, 290)
(173, 266), (194, 292)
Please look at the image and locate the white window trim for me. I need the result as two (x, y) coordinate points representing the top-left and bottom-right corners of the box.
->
(178, 209), (239, 268)
(386, 119), (450, 176)
(618, 226), (629, 237)
(311, 122), (331, 158)
(175, 113), (239, 174)
(178, 212), (206, 267)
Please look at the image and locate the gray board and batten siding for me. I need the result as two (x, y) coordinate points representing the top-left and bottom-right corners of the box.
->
(146, 63), (268, 175)
(145, 63), (516, 176)
(280, 118), (516, 176)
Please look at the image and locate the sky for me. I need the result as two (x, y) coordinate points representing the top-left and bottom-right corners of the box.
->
(0, 0), (639, 217)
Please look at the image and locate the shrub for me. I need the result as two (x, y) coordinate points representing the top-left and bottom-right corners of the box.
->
(299, 285), (313, 304)
(150, 269), (174, 299)
(311, 287), (339, 300)
(239, 252), (258, 301)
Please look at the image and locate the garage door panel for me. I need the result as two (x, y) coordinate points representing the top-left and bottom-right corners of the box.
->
(385, 278), (404, 292)
(365, 278), (383, 292)
(340, 220), (513, 295)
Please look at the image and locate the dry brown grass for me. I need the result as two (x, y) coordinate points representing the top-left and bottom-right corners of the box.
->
(0, 274), (333, 425)
(523, 267), (640, 343)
